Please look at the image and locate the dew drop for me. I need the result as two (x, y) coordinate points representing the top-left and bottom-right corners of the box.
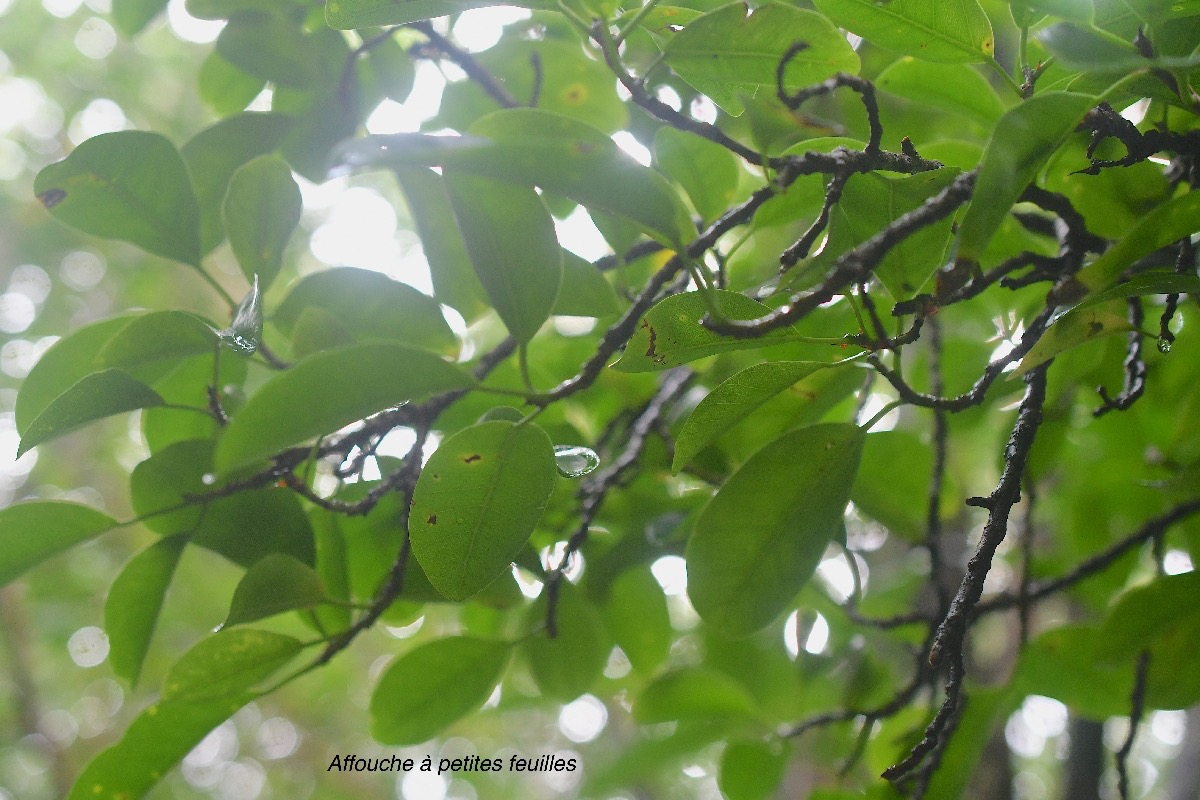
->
(554, 445), (600, 478)
(201, 473), (216, 486)
(1157, 337), (1172, 354)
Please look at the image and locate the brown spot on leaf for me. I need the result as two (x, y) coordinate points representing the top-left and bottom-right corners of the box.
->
(464, 454), (482, 463)
(1089, 321), (1105, 335)
(38, 188), (67, 209)
(427, 514), (437, 525)
(645, 324), (658, 358)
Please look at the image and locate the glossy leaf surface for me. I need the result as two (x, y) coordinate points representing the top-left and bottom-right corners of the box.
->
(34, 131), (202, 266)
(688, 423), (864, 635)
(216, 343), (474, 472)
(369, 636), (511, 744)
(410, 421), (557, 600)
(18, 369), (165, 457)
(445, 173), (563, 343)
(0, 502), (117, 587)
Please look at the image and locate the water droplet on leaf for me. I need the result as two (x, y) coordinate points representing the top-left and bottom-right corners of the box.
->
(554, 445), (600, 478)
(201, 473), (216, 485)
(1157, 337), (1172, 354)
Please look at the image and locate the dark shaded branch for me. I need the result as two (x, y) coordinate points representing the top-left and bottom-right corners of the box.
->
(705, 171), (975, 338)
(975, 498), (1200, 616)
(777, 43), (882, 154)
(408, 20), (520, 109)
(1116, 651), (1151, 800)
(885, 365), (1049, 785)
(1095, 298), (1147, 416)
(545, 368), (693, 636)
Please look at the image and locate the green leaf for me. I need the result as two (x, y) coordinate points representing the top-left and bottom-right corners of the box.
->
(875, 58), (1006, 129)
(106, 536), (187, 689)
(664, 3), (860, 116)
(719, 740), (790, 800)
(956, 92), (1097, 263)
(215, 342), (474, 472)
(66, 693), (252, 800)
(673, 361), (836, 473)
(223, 155), (301, 290)
(524, 582), (611, 701)
(0, 502), (117, 587)
(1039, 22), (1200, 70)
(164, 629), (303, 701)
(654, 127), (742, 223)
(112, 0), (169, 36)
(336, 108), (697, 248)
(687, 423), (864, 635)
(274, 266), (459, 357)
(1099, 571), (1200, 661)
(553, 251), (621, 317)
(393, 166), (490, 320)
(1013, 299), (1134, 376)
(95, 310), (218, 371)
(131, 439), (316, 567)
(1075, 271), (1200, 308)
(225, 554), (326, 626)
(216, 12), (322, 88)
(1012, 0), (1093, 22)
(369, 636), (511, 745)
(613, 290), (799, 372)
(813, 0), (994, 62)
(815, 168), (962, 299)
(1013, 625), (1136, 718)
(327, 0), (547, 27)
(1075, 192), (1200, 295)
(181, 113), (294, 253)
(15, 314), (139, 434)
(851, 430), (942, 541)
(634, 667), (759, 722)
(444, 174), (563, 344)
(34, 131), (202, 267)
(410, 421), (557, 601)
(605, 567), (672, 675)
(198, 51), (267, 117)
(18, 369), (165, 457)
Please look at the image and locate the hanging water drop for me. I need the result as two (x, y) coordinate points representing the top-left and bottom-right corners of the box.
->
(201, 473), (216, 486)
(1157, 337), (1172, 354)
(554, 445), (600, 478)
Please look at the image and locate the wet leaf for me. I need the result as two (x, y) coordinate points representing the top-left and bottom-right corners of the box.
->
(1013, 299), (1134, 375)
(0, 502), (117, 587)
(664, 3), (860, 115)
(334, 109), (696, 248)
(224, 554), (326, 626)
(370, 636), (511, 745)
(164, 629), (303, 702)
(1075, 192), (1200, 295)
(687, 423), (864, 635)
(65, 693), (253, 800)
(223, 155), (301, 290)
(673, 361), (837, 473)
(34, 131), (202, 267)
(106, 535), (188, 689)
(956, 92), (1097, 263)
(444, 173), (562, 344)
(215, 342), (474, 472)
(409, 421), (557, 600)
(814, 0), (994, 62)
(18, 370), (165, 457)
(613, 290), (799, 372)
